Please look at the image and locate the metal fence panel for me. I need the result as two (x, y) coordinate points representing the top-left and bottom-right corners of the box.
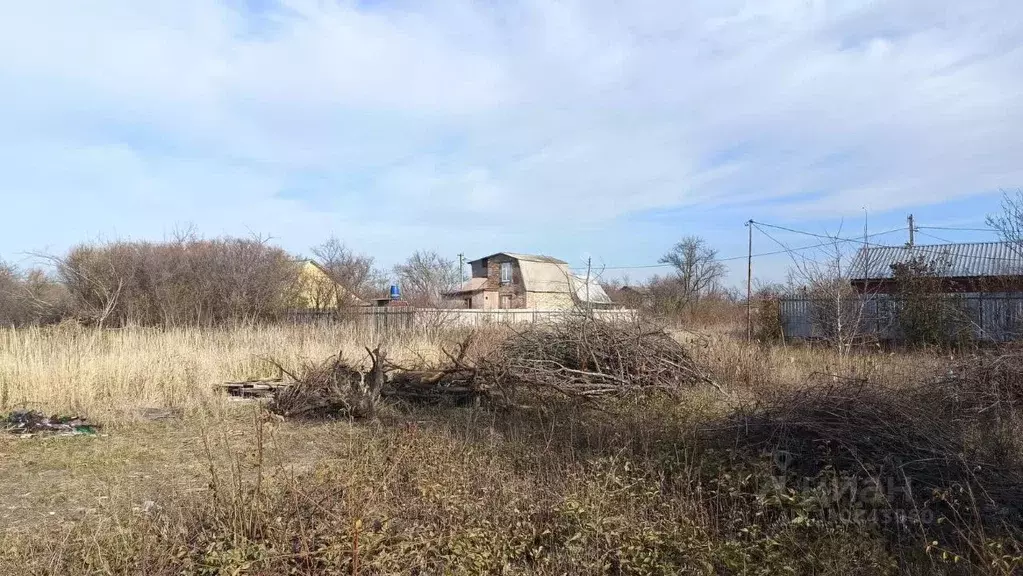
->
(778, 293), (1023, 343)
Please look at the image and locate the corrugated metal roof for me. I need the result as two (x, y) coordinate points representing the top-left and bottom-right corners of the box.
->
(849, 242), (1023, 280)
(469, 252), (568, 265)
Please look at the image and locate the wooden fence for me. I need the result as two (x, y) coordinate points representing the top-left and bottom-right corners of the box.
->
(778, 292), (1023, 343)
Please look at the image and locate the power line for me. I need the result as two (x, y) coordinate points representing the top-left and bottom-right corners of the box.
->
(751, 220), (908, 243)
(752, 223), (796, 256)
(752, 220), (854, 241)
(572, 243), (829, 271)
(917, 225), (997, 233)
(752, 222), (908, 252)
(751, 223), (841, 269)
(915, 230), (955, 244)
(571, 223), (908, 271)
(753, 224), (1023, 277)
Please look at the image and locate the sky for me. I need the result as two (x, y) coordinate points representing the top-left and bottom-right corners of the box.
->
(1, 0), (1021, 287)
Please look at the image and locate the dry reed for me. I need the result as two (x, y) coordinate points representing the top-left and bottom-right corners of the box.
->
(0, 323), (442, 421)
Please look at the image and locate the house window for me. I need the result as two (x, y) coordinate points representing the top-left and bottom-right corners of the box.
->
(500, 262), (512, 285)
(500, 294), (513, 309)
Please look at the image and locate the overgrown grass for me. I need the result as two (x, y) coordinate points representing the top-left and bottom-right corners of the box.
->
(0, 323), (1019, 575)
(0, 323), (443, 421)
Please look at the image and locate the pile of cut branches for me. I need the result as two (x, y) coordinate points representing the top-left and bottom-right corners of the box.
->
(263, 317), (715, 418)
(268, 347), (387, 419)
(490, 316), (718, 398)
(384, 337), (489, 405)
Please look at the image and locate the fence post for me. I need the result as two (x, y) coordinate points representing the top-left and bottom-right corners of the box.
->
(978, 293), (984, 341)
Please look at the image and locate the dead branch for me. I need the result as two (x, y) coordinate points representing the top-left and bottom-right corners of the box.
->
(263, 317), (717, 418)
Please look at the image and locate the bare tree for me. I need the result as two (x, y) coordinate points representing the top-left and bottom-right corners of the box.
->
(310, 237), (383, 306)
(986, 189), (1023, 257)
(393, 251), (460, 307)
(783, 229), (868, 354)
(656, 236), (727, 315)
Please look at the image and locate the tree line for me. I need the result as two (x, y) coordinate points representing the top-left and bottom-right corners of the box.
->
(11, 190), (1020, 331)
(0, 234), (461, 328)
(2, 232), (738, 328)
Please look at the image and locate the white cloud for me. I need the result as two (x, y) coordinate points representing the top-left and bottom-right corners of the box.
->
(0, 0), (1021, 265)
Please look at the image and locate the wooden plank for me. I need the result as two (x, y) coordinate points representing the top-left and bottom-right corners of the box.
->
(216, 379), (291, 398)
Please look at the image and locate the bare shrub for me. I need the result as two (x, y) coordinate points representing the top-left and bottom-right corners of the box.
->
(942, 348), (1023, 418)
(53, 236), (299, 326)
(0, 260), (68, 327)
(891, 255), (973, 347)
(0, 260), (30, 327)
(780, 230), (870, 352)
(753, 298), (784, 344)
(602, 278), (652, 310)
(717, 371), (1023, 568)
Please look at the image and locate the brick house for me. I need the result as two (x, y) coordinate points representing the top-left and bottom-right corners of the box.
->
(442, 252), (612, 310)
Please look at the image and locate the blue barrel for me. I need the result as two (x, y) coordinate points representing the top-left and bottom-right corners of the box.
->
(389, 284), (400, 300)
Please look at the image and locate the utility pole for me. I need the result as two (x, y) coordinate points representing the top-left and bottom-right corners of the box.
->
(907, 214), (915, 247)
(585, 256), (592, 312)
(746, 219), (753, 342)
(458, 253), (465, 284)
(863, 207), (869, 282)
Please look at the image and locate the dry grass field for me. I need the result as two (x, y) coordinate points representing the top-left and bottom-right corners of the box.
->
(0, 321), (1020, 575)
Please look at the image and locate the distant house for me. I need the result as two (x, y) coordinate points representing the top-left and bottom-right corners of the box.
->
(293, 260), (367, 310)
(849, 242), (1023, 294)
(443, 252), (613, 310)
(612, 285), (652, 307)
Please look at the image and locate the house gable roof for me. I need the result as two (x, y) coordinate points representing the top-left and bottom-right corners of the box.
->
(467, 252), (568, 265)
(296, 260), (368, 305)
(570, 274), (612, 304)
